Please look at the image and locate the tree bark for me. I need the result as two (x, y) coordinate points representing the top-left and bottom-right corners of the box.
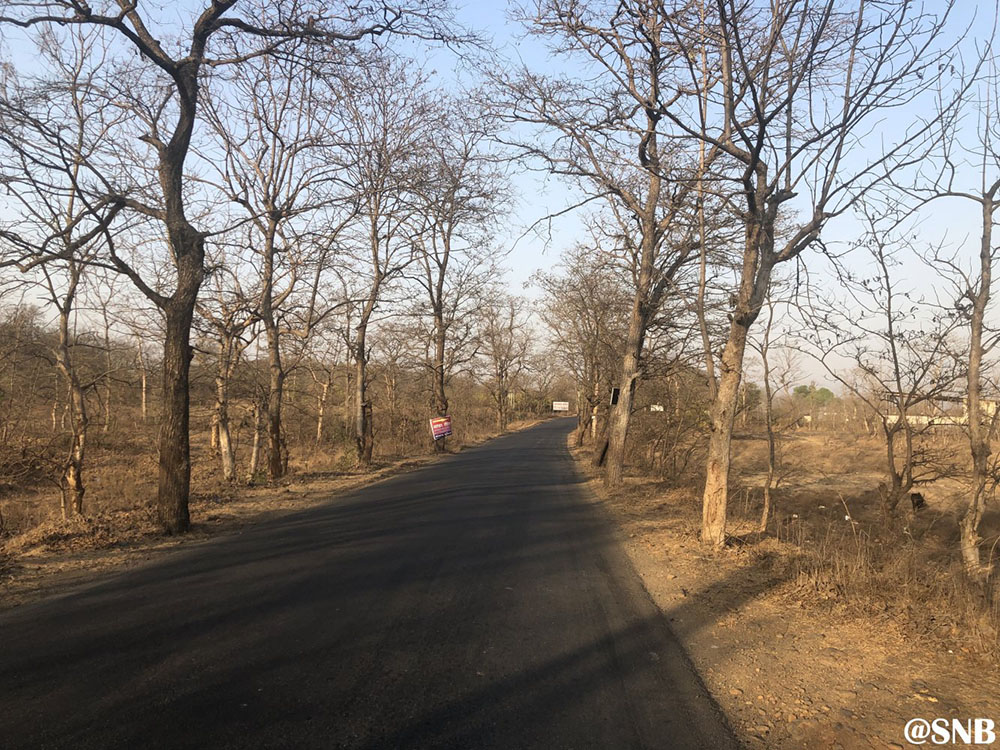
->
(316, 380), (329, 444)
(53, 281), (87, 518)
(702, 320), (750, 546)
(432, 303), (448, 453)
(961, 193), (995, 574)
(157, 295), (196, 534)
(214, 363), (236, 482)
(604, 230), (653, 487)
(702, 211), (775, 547)
(354, 329), (374, 466)
(247, 401), (264, 483)
(137, 339), (147, 423)
(266, 321), (286, 481)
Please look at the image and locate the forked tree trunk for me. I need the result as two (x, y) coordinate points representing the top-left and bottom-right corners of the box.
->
(55, 302), (88, 518)
(702, 209), (776, 548)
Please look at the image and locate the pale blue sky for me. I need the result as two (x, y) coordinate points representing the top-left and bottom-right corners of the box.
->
(2, 0), (996, 394)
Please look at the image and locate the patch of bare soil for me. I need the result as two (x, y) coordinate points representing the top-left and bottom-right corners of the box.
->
(570, 439), (1000, 750)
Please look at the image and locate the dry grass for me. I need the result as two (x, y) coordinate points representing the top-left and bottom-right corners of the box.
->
(719, 431), (1000, 658)
(578, 435), (1000, 749)
(786, 521), (1000, 656)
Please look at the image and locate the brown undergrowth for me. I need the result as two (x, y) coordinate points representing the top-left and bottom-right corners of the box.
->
(574, 432), (1000, 750)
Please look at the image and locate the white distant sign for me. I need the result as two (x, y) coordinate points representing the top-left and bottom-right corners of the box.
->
(552, 401), (570, 412)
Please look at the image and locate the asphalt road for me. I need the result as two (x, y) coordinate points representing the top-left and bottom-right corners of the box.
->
(0, 418), (737, 749)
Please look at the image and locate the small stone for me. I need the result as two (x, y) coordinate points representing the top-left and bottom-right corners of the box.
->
(729, 688), (743, 696)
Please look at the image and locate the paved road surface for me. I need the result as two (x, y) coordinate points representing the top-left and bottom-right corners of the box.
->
(0, 418), (737, 749)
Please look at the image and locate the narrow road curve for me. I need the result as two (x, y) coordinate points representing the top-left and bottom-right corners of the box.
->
(0, 418), (737, 749)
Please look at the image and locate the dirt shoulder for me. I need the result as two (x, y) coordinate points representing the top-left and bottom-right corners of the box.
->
(569, 438), (1000, 750)
(0, 419), (544, 613)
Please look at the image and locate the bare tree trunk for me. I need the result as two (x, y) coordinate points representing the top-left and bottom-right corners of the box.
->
(758, 314), (776, 534)
(157, 296), (196, 534)
(961, 194), (995, 574)
(64, 377), (87, 516)
(214, 366), (236, 482)
(102, 314), (112, 434)
(702, 201), (778, 547)
(605, 283), (650, 486)
(574, 403), (587, 446)
(247, 402), (264, 483)
(702, 319), (750, 546)
(54, 313), (87, 517)
(604, 360), (637, 487)
(341, 366), (351, 434)
(604, 218), (656, 488)
(137, 338), (148, 423)
(590, 378), (600, 442)
(432, 305), (448, 453)
(316, 381), (329, 444)
(354, 331), (374, 466)
(266, 322), (286, 480)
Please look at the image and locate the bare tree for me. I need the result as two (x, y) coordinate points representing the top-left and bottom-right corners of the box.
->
(657, 0), (963, 547)
(203, 47), (349, 480)
(916, 60), (1000, 573)
(337, 57), (437, 466)
(797, 209), (960, 522)
(534, 242), (627, 447)
(412, 99), (506, 451)
(196, 265), (257, 482)
(479, 295), (532, 431)
(0, 27), (124, 516)
(495, 0), (708, 487)
(0, 0), (460, 531)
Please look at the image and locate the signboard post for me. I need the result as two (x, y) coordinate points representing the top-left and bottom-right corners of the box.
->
(429, 416), (452, 440)
(552, 401), (570, 412)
